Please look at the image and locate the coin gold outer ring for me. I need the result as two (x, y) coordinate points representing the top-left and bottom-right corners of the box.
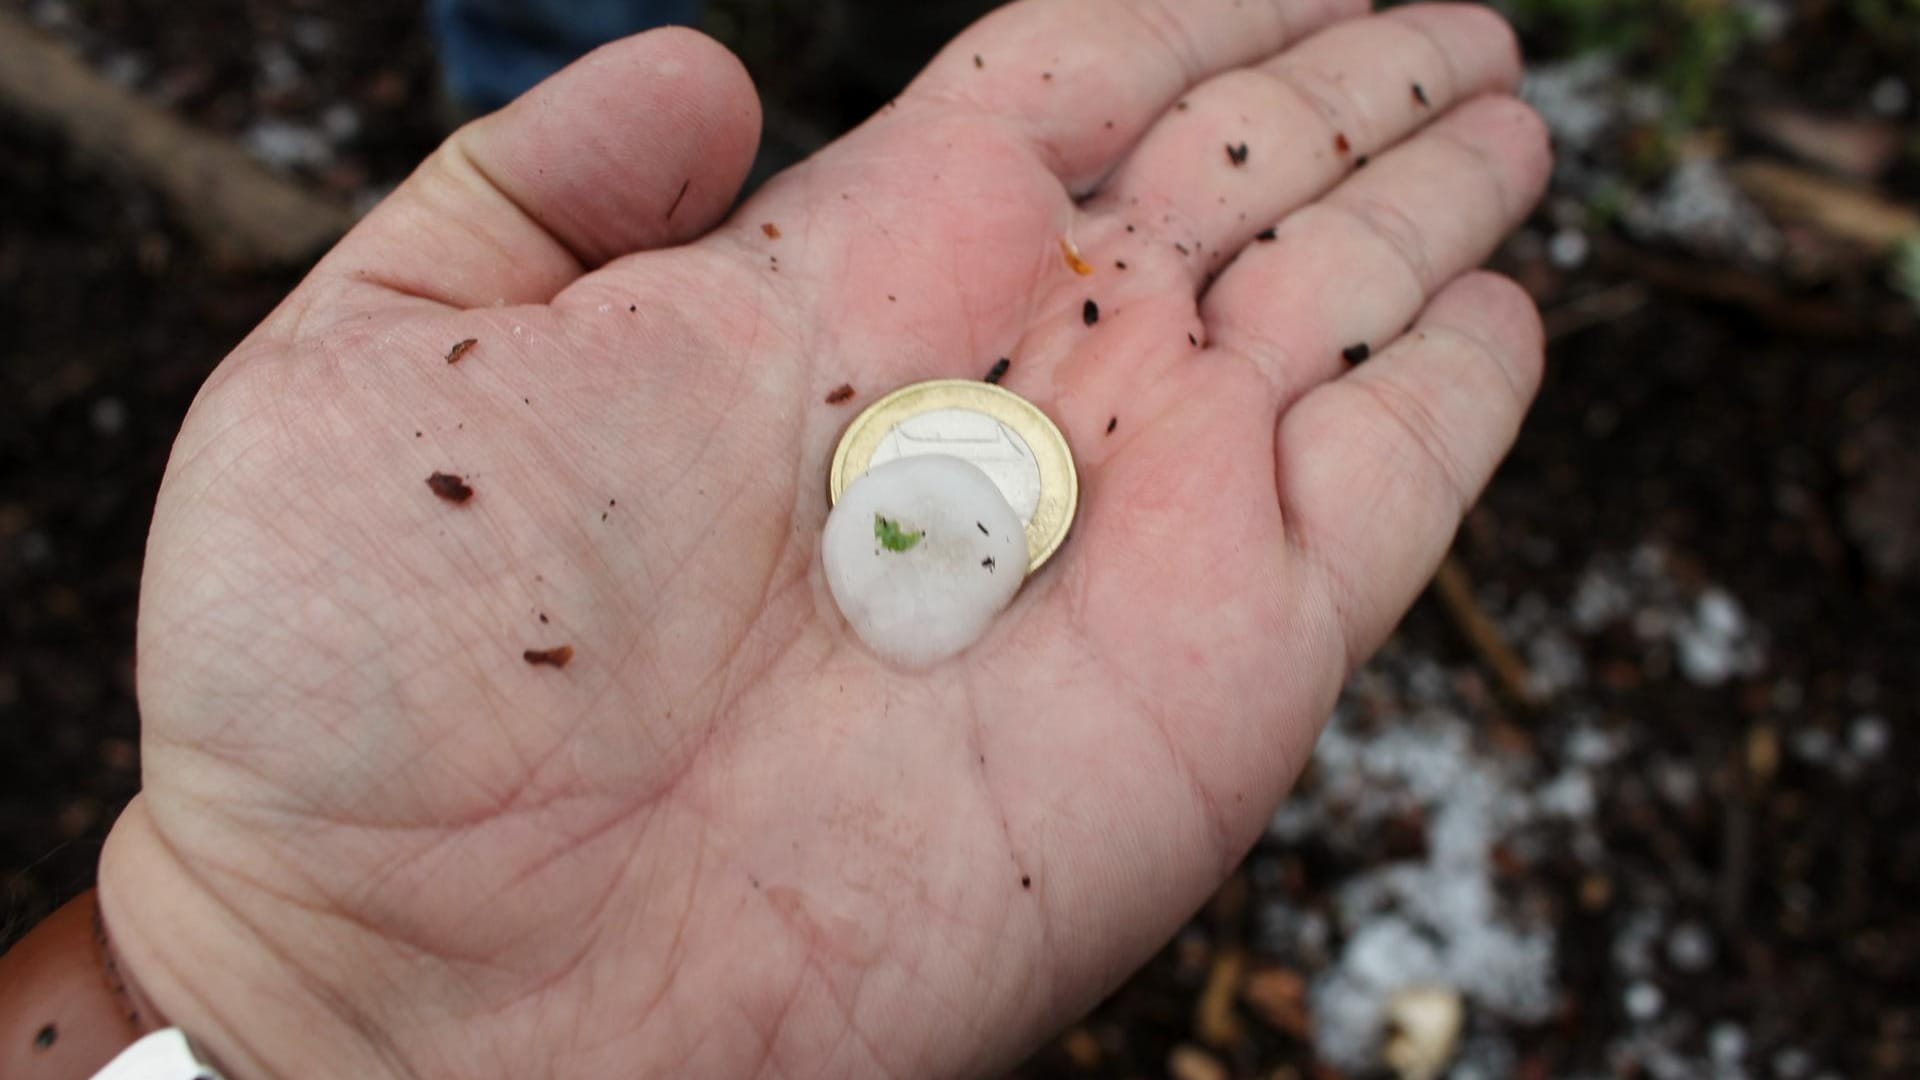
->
(828, 380), (1079, 573)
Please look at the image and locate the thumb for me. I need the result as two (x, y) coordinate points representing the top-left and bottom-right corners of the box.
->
(312, 26), (761, 310)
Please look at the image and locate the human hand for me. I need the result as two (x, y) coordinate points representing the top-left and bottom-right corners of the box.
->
(100, 2), (1549, 1076)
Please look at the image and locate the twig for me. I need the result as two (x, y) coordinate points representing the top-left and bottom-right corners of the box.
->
(1544, 281), (1650, 341)
(0, 9), (353, 268)
(1716, 776), (1754, 932)
(1622, 248), (1910, 340)
(1431, 555), (1542, 708)
(1729, 159), (1920, 255)
(1193, 947), (1245, 1049)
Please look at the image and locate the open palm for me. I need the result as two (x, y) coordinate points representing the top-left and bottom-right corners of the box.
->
(100, 2), (1549, 1076)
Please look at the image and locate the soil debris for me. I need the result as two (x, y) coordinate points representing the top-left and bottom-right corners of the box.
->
(426, 472), (473, 503)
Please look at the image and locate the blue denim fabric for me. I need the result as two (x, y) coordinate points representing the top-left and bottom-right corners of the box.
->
(432, 0), (705, 114)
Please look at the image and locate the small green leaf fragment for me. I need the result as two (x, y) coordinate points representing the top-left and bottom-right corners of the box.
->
(874, 513), (924, 552)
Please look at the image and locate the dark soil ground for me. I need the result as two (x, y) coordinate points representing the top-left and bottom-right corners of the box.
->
(3, 1), (1916, 1076)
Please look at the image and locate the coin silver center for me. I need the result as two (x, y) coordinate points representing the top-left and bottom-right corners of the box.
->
(866, 407), (1043, 525)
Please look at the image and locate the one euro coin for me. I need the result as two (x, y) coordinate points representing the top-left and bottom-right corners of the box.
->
(828, 379), (1078, 573)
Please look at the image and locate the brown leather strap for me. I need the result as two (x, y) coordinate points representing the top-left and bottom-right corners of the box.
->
(0, 890), (152, 1079)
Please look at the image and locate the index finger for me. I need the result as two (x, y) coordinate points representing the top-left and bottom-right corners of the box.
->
(906, 0), (1368, 191)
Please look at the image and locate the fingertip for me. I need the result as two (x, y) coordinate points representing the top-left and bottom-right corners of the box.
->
(1435, 93), (1554, 221)
(1388, 3), (1525, 92)
(571, 26), (764, 177)
(1480, 93), (1554, 186)
(1472, 270), (1545, 351)
(465, 26), (763, 263)
(1422, 270), (1546, 404)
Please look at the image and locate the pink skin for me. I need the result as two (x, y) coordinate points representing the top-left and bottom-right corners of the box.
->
(100, 3), (1550, 1077)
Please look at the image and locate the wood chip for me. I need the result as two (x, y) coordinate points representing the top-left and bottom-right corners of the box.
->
(1059, 1028), (1101, 1069)
(1059, 236), (1093, 275)
(1168, 1044), (1229, 1080)
(1383, 986), (1464, 1080)
(426, 472), (473, 503)
(1242, 967), (1311, 1037)
(1194, 947), (1245, 1048)
(444, 337), (477, 364)
(523, 645), (573, 668)
(1746, 722), (1780, 784)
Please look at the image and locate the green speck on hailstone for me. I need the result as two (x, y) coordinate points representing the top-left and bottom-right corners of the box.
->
(874, 513), (924, 552)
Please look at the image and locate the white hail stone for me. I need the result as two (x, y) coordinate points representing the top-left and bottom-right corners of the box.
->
(822, 455), (1027, 669)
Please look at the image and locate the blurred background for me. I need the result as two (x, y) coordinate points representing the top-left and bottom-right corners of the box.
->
(1, 0), (1915, 1076)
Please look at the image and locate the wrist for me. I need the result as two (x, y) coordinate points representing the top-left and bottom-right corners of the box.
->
(97, 796), (404, 1080)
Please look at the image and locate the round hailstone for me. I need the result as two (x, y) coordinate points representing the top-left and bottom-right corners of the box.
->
(822, 455), (1027, 669)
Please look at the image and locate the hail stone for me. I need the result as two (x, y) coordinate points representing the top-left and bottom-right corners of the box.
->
(822, 455), (1027, 669)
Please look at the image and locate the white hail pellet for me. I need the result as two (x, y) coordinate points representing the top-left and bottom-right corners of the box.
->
(822, 455), (1027, 669)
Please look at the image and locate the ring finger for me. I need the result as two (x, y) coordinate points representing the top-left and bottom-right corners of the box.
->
(1084, 3), (1524, 285)
(1203, 92), (1551, 407)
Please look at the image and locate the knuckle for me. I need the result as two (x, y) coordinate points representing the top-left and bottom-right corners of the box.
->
(1432, 97), (1550, 219)
(1357, 375), (1477, 512)
(1457, 2), (1525, 70)
(1331, 194), (1435, 292)
(1261, 61), (1356, 140)
(1454, 271), (1546, 394)
(1123, 0), (1209, 81)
